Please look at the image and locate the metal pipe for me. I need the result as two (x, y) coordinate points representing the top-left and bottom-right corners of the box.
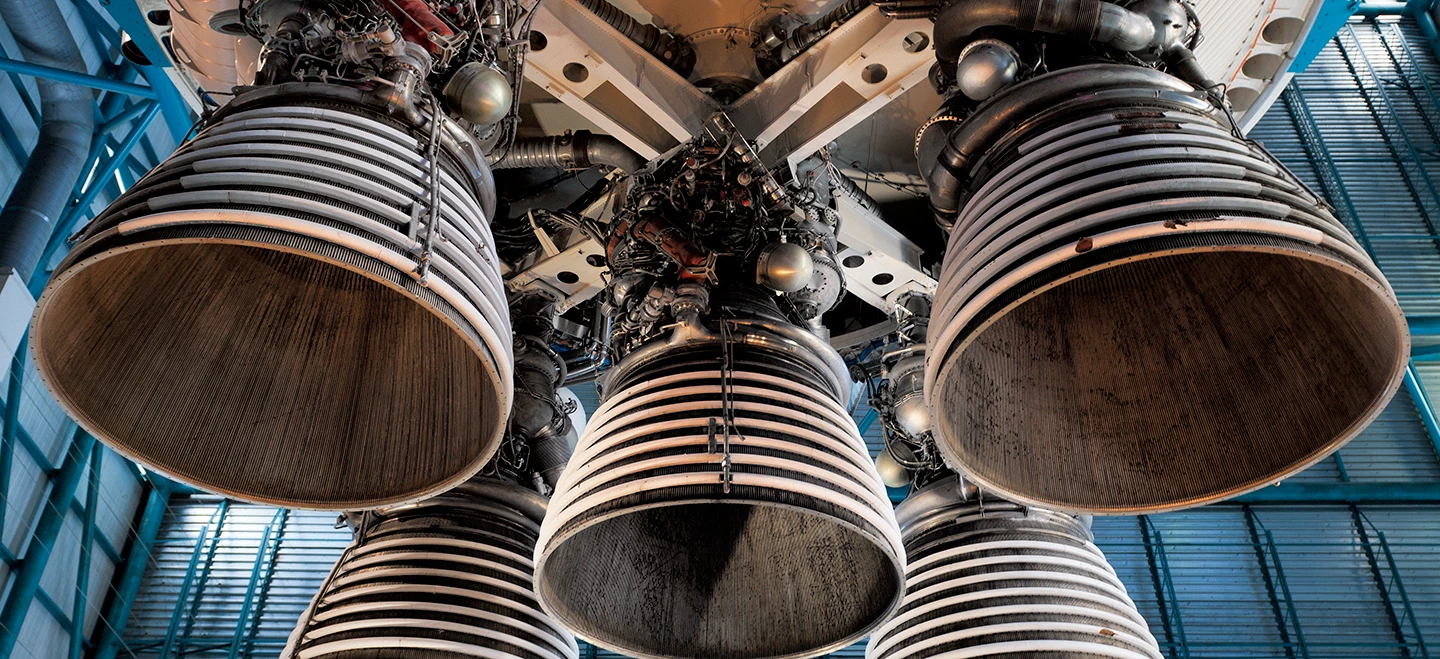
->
(492, 130), (648, 173)
(782, 0), (870, 57)
(934, 0), (1156, 63)
(91, 482), (171, 659)
(0, 0), (97, 287)
(0, 429), (97, 659)
(1356, 2), (1409, 16)
(29, 102), (160, 295)
(574, 0), (694, 76)
(0, 58), (157, 99)
(922, 64), (1194, 219)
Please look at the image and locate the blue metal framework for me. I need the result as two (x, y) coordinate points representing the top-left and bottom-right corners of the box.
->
(1, 3), (1440, 659)
(0, 0), (190, 656)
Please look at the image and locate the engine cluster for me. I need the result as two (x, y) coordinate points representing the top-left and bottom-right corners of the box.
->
(601, 113), (844, 359)
(241, 0), (526, 143)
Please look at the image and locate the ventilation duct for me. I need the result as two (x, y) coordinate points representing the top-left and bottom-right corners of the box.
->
(30, 83), (513, 509)
(868, 476), (1163, 659)
(533, 314), (905, 659)
(284, 478), (579, 659)
(920, 63), (1407, 511)
(0, 0), (95, 285)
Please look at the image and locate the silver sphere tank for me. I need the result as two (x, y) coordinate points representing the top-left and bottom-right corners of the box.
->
(756, 241), (816, 293)
(875, 444), (915, 489)
(444, 62), (514, 126)
(956, 39), (1019, 101)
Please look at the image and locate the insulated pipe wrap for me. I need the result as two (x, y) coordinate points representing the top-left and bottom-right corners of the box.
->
(924, 65), (1408, 513)
(492, 131), (647, 173)
(31, 84), (514, 510)
(573, 0), (694, 76)
(933, 0), (1155, 62)
(533, 334), (905, 659)
(284, 479), (580, 659)
(0, 0), (95, 283)
(867, 480), (1163, 659)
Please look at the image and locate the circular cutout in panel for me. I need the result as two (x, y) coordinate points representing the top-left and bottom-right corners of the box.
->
(1243, 53), (1284, 80)
(1264, 17), (1305, 44)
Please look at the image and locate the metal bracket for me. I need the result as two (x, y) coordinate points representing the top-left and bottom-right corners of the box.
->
(727, 6), (935, 170)
(833, 194), (935, 313)
(524, 0), (718, 161)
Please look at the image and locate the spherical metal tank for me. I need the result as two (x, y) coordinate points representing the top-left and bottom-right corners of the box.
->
(868, 476), (1163, 659)
(30, 83), (513, 510)
(956, 39), (1019, 101)
(533, 323), (905, 659)
(926, 65), (1408, 513)
(875, 445), (914, 489)
(283, 479), (578, 659)
(444, 62), (514, 126)
(756, 241), (815, 293)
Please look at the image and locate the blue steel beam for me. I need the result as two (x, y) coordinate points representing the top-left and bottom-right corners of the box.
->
(98, 0), (171, 69)
(139, 65), (195, 143)
(91, 481), (171, 659)
(71, 442), (102, 659)
(1234, 482), (1440, 503)
(30, 101), (160, 295)
(229, 512), (281, 659)
(1409, 315), (1440, 335)
(0, 428), (97, 659)
(1295, 0), (1363, 72)
(1403, 361), (1440, 459)
(1359, 0), (1440, 60)
(0, 57), (156, 98)
(97, 99), (154, 135)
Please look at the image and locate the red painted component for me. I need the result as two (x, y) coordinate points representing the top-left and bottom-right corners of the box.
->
(608, 214), (715, 282)
(384, 0), (454, 53)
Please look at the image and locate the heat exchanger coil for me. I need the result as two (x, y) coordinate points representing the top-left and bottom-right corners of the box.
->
(30, 83), (512, 509)
(284, 479), (578, 659)
(923, 64), (1408, 513)
(867, 476), (1163, 659)
(533, 324), (905, 659)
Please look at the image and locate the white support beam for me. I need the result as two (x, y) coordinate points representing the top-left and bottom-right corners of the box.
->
(508, 237), (609, 314)
(727, 6), (934, 169)
(524, 0), (717, 160)
(834, 195), (935, 313)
